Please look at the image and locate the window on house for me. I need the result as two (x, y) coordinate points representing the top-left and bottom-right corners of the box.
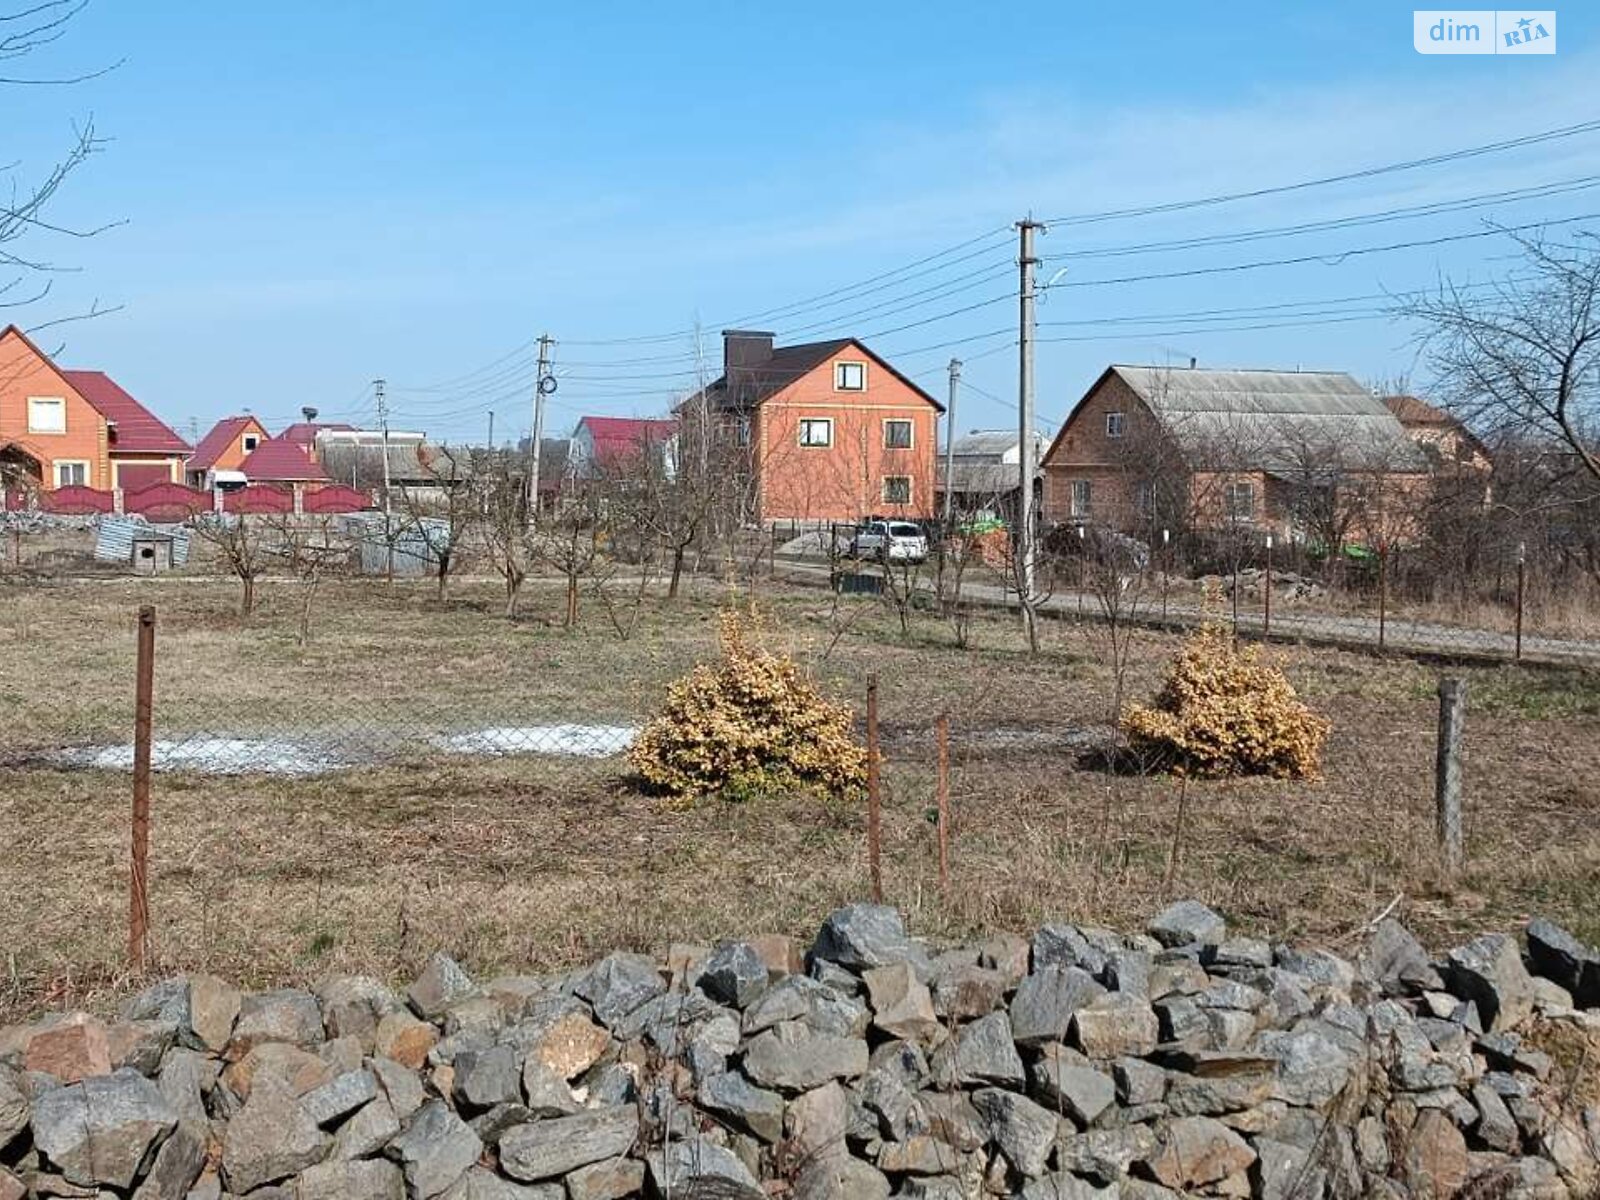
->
(27, 397), (65, 434)
(1071, 479), (1092, 518)
(883, 476), (912, 505)
(798, 418), (833, 448)
(54, 461), (88, 487)
(883, 419), (913, 449)
(1226, 481), (1256, 521)
(834, 361), (866, 391)
(242, 434), (260, 452)
(1106, 412), (1126, 439)
(1135, 480), (1156, 520)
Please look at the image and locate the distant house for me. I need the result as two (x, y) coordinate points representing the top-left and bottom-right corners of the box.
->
(238, 437), (330, 487)
(316, 429), (435, 491)
(568, 416), (677, 481)
(0, 325), (190, 493)
(188, 415), (271, 488)
(1041, 365), (1430, 542)
(281, 416), (356, 460)
(680, 330), (944, 524)
(1382, 394), (1492, 473)
(936, 430), (1049, 525)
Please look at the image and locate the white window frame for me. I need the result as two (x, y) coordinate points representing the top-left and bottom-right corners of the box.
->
(834, 361), (867, 392)
(1071, 478), (1093, 519)
(882, 475), (912, 505)
(883, 418), (914, 450)
(1105, 411), (1126, 439)
(242, 433), (261, 453)
(53, 459), (90, 487)
(27, 396), (66, 435)
(1226, 481), (1256, 522)
(798, 417), (834, 448)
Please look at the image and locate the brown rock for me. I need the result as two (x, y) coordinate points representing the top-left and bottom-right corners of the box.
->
(863, 962), (940, 1043)
(25, 1014), (112, 1083)
(188, 975), (241, 1053)
(1144, 1116), (1256, 1190)
(373, 1011), (439, 1070)
(0, 1168), (23, 1200)
(1401, 1109), (1469, 1200)
(565, 1157), (647, 1200)
(221, 1042), (334, 1102)
(749, 934), (803, 977)
(525, 1010), (609, 1080)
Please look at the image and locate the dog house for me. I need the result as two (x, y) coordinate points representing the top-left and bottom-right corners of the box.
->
(95, 516), (191, 573)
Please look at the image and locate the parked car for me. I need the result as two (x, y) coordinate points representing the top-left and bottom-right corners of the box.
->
(850, 520), (928, 563)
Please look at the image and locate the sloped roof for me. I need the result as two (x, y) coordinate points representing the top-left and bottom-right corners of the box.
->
(190, 415), (265, 472)
(949, 431), (1021, 457)
(60, 370), (190, 455)
(1383, 394), (1453, 427)
(1083, 365), (1429, 475)
(239, 437), (329, 482)
(578, 416), (678, 469)
(318, 438), (438, 485)
(689, 338), (946, 413)
(280, 420), (356, 447)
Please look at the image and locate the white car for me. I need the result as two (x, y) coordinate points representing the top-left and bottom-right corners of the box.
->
(851, 520), (929, 564)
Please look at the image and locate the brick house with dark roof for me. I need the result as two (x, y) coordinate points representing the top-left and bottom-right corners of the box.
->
(188, 415), (270, 487)
(679, 330), (944, 524)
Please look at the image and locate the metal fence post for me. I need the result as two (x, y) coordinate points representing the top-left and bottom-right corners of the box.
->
(935, 714), (950, 894)
(1377, 541), (1388, 653)
(1515, 542), (1526, 662)
(131, 605), (156, 971)
(1435, 677), (1466, 876)
(1263, 533), (1273, 639)
(866, 676), (883, 904)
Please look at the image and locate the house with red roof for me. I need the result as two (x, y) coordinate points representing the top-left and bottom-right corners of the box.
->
(238, 437), (330, 486)
(0, 325), (190, 493)
(187, 414), (271, 488)
(569, 416), (678, 480)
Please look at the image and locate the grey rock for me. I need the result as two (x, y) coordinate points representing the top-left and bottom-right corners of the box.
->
(563, 1159), (645, 1200)
(1525, 918), (1600, 1007)
(647, 1135), (762, 1198)
(1152, 996), (1209, 1047)
(1477, 1031), (1553, 1079)
(1033, 925), (1104, 973)
(0, 1069), (27, 1148)
(1359, 919), (1442, 996)
(316, 976), (400, 1048)
(131, 1118), (206, 1200)
(451, 1044), (521, 1112)
(701, 941), (770, 1008)
(744, 975), (868, 1038)
(369, 1054), (426, 1121)
(1249, 1135), (1322, 1200)
(499, 1106), (638, 1181)
(295, 1158), (406, 1200)
(519, 1058), (579, 1118)
(1471, 1081), (1520, 1154)
(931, 964), (1008, 1020)
(1205, 938), (1272, 970)
(1018, 1175), (1117, 1200)
(386, 1099), (481, 1198)
(931, 1010), (1024, 1088)
(857, 1067), (919, 1141)
(972, 1087), (1059, 1177)
(1148, 901), (1226, 948)
(30, 1068), (178, 1190)
(813, 904), (922, 973)
(1272, 946), (1356, 997)
(1055, 1125), (1159, 1183)
(1027, 1044), (1114, 1126)
(221, 1075), (328, 1194)
(229, 989), (324, 1053)
(698, 1071), (784, 1143)
(1257, 1026), (1357, 1110)
(121, 977), (190, 1029)
(1113, 1057), (1167, 1106)
(332, 1094), (401, 1161)
(1012, 967), (1105, 1047)
(408, 953), (477, 1020)
(300, 1068), (378, 1127)
(572, 953), (665, 1030)
(742, 1026), (868, 1092)
(1103, 950), (1151, 998)
(469, 1102), (537, 1146)
(1445, 933), (1536, 1032)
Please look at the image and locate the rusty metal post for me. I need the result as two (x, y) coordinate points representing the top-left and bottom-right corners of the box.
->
(130, 605), (156, 971)
(866, 675), (882, 904)
(1263, 533), (1273, 639)
(1515, 542), (1526, 662)
(1377, 541), (1388, 653)
(935, 714), (950, 894)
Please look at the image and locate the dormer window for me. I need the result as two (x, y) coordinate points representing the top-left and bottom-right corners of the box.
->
(834, 361), (866, 392)
(242, 433), (260, 452)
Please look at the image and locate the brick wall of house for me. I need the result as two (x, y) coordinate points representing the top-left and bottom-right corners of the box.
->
(0, 329), (109, 489)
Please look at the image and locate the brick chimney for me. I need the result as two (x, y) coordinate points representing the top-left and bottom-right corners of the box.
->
(722, 329), (775, 374)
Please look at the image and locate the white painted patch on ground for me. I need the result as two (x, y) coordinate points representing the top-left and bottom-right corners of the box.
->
(435, 724), (637, 758)
(64, 737), (346, 776)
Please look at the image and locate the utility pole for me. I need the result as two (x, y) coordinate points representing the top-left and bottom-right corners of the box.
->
(1016, 218), (1045, 641)
(942, 358), (961, 528)
(374, 378), (392, 516)
(487, 410), (495, 450)
(526, 334), (555, 527)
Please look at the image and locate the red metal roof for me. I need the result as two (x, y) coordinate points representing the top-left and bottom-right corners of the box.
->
(239, 437), (330, 482)
(579, 416), (677, 468)
(190, 415), (264, 473)
(280, 421), (356, 447)
(57, 369), (189, 455)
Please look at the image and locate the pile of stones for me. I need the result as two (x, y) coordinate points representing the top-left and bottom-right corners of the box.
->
(2, 901), (1598, 1199)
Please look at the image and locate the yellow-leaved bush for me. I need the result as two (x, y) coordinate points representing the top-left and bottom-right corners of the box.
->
(1122, 624), (1329, 779)
(630, 611), (868, 800)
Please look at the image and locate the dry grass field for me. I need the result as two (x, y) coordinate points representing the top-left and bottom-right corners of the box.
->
(2, 571), (1598, 1022)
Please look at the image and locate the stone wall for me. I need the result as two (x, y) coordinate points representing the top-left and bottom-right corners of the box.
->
(2, 901), (1599, 1199)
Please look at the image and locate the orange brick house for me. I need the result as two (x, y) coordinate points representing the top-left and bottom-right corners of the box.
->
(681, 331), (943, 524)
(1041, 365), (1431, 545)
(0, 324), (189, 493)
(187, 414), (270, 487)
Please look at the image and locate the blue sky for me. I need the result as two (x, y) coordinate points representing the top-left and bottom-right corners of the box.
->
(9, 2), (1599, 445)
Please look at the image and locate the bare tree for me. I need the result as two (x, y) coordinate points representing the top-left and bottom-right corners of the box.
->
(1408, 228), (1600, 485)
(534, 483), (606, 628)
(477, 452), (528, 619)
(266, 514), (353, 646)
(191, 512), (270, 616)
(399, 444), (479, 603)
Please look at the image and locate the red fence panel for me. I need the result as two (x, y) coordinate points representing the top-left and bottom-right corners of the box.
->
(303, 484), (373, 514)
(124, 482), (211, 522)
(223, 484), (293, 514)
(40, 486), (115, 515)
